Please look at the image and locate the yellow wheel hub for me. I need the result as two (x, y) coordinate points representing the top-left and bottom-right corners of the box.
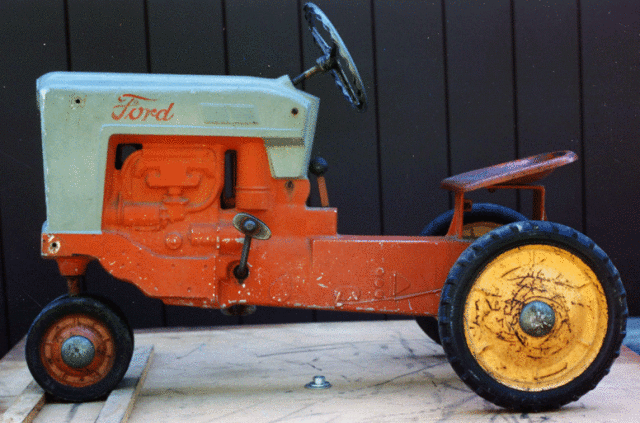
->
(462, 221), (502, 239)
(463, 244), (608, 391)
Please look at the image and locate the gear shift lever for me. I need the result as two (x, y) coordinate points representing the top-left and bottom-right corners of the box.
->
(232, 213), (271, 282)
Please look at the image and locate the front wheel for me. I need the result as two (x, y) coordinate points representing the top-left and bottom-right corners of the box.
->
(439, 221), (627, 411)
(25, 295), (134, 402)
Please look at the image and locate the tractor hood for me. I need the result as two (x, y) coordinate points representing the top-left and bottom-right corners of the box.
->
(37, 71), (319, 233)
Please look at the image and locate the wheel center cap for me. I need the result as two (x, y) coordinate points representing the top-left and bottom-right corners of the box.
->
(61, 336), (96, 369)
(519, 301), (556, 337)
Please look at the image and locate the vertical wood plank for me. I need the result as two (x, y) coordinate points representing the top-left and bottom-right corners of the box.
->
(513, 0), (583, 229)
(0, 0), (69, 350)
(581, 0), (640, 315)
(146, 0), (226, 75)
(374, 0), (449, 236)
(445, 0), (517, 209)
(66, 0), (147, 72)
(0, 202), (7, 358)
(66, 0), (164, 329)
(225, 0), (301, 79)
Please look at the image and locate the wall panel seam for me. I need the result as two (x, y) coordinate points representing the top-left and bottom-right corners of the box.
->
(576, 0), (587, 235)
(0, 199), (10, 352)
(371, 0), (384, 236)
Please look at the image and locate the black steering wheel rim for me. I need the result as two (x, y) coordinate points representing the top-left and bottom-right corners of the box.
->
(303, 3), (368, 112)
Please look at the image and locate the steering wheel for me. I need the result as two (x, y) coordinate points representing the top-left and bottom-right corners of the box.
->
(300, 3), (368, 112)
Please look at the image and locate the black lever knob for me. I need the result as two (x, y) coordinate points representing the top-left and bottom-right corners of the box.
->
(241, 219), (257, 235)
(309, 156), (329, 176)
(309, 157), (330, 207)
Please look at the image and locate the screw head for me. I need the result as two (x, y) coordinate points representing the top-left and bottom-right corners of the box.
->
(305, 375), (331, 389)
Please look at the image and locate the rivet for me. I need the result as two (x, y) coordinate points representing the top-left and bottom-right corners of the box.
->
(165, 232), (183, 249)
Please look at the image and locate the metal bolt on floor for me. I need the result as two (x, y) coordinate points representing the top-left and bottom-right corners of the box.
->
(305, 375), (331, 389)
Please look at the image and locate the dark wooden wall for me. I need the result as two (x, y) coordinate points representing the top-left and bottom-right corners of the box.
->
(1, 0), (639, 358)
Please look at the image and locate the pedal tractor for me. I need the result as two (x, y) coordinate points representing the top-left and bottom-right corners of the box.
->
(27, 3), (627, 411)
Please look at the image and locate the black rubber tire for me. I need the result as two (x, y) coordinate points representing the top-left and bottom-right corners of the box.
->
(415, 317), (442, 345)
(419, 203), (527, 237)
(416, 203), (527, 345)
(83, 293), (134, 343)
(26, 295), (134, 402)
(438, 221), (628, 411)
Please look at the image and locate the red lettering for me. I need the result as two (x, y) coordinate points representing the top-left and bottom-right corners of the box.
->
(112, 96), (137, 120)
(112, 94), (175, 122)
(128, 107), (144, 120)
(142, 108), (157, 121)
(156, 103), (175, 121)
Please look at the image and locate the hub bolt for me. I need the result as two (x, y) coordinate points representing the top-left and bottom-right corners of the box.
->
(519, 301), (556, 337)
(61, 335), (95, 369)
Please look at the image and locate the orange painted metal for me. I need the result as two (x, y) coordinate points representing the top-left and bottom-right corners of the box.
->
(42, 232), (469, 316)
(487, 184), (547, 220)
(441, 151), (577, 193)
(317, 176), (330, 207)
(444, 151), (574, 236)
(41, 136), (575, 318)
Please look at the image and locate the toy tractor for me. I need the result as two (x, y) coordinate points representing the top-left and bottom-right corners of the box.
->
(27, 3), (626, 412)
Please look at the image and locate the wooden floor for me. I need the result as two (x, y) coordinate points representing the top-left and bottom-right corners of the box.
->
(1, 320), (639, 422)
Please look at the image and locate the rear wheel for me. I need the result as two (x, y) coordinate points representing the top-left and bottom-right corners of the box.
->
(416, 203), (527, 344)
(26, 295), (134, 402)
(439, 221), (627, 411)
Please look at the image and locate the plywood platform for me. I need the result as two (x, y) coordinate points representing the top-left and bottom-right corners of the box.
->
(1, 321), (639, 422)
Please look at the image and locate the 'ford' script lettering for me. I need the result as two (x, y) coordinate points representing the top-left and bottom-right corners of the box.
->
(112, 94), (175, 122)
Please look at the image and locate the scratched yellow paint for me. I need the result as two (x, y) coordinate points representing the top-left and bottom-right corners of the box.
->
(464, 244), (608, 391)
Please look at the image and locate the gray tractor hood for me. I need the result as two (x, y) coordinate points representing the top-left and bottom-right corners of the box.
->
(38, 71), (320, 233)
